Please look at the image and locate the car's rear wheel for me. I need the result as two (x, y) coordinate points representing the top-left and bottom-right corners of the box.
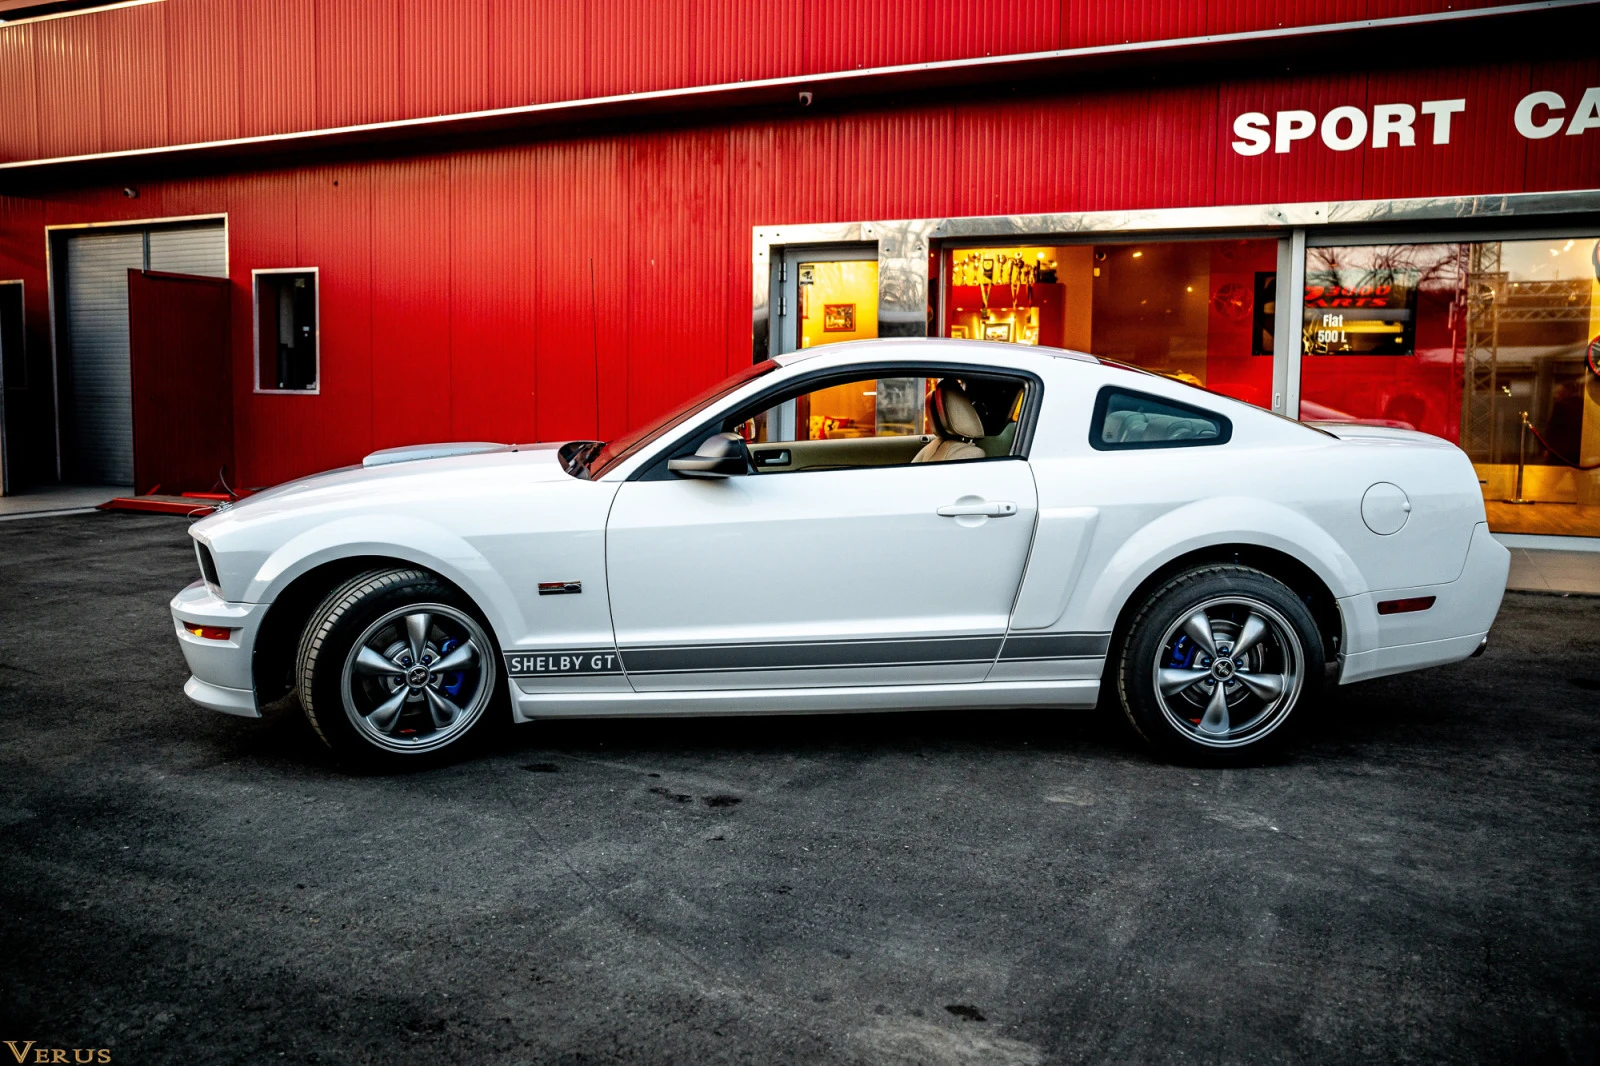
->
(1117, 564), (1324, 764)
(296, 569), (502, 766)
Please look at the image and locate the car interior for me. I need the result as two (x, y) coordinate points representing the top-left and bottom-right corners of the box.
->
(1093, 389), (1226, 448)
(733, 374), (1028, 474)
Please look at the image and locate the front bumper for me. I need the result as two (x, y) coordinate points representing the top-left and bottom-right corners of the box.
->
(171, 580), (266, 718)
(1337, 522), (1510, 685)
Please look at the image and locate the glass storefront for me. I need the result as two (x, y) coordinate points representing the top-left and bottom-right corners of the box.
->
(1301, 235), (1600, 537)
(943, 240), (1279, 409)
(769, 213), (1599, 540)
(937, 233), (1600, 538)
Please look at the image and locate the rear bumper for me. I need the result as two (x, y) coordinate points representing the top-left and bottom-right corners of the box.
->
(170, 580), (264, 718)
(1337, 522), (1509, 685)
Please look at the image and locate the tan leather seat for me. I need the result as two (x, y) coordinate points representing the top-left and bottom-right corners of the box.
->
(912, 381), (987, 463)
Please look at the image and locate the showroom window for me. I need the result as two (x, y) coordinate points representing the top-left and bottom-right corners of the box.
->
(943, 239), (1278, 410)
(1299, 235), (1600, 537)
(254, 269), (318, 392)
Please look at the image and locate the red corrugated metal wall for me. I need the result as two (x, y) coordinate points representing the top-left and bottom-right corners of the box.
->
(0, 0), (1555, 164)
(2, 53), (1597, 487)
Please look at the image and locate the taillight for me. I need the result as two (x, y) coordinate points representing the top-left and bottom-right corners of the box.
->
(184, 624), (234, 641)
(1377, 596), (1436, 615)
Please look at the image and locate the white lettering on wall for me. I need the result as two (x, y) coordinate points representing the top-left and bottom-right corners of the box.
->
(1370, 103), (1416, 148)
(1321, 105), (1368, 151)
(1230, 90), (1598, 155)
(1274, 109), (1316, 153)
(1567, 87), (1600, 136)
(1418, 98), (1465, 143)
(1231, 111), (1271, 156)
(1515, 90), (1566, 138)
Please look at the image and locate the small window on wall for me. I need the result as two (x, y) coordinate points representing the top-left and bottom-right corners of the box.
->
(0, 282), (24, 391)
(255, 269), (318, 392)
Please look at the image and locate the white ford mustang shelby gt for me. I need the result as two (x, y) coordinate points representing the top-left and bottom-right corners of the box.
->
(171, 340), (1508, 765)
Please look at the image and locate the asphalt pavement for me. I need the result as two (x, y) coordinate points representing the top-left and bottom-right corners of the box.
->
(1, 511), (1596, 1065)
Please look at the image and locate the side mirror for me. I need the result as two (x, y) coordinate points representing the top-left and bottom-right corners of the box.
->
(667, 432), (752, 479)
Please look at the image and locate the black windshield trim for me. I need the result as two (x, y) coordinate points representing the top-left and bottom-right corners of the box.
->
(585, 360), (780, 479)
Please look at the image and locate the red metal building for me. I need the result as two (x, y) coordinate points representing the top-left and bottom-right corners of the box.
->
(0, 0), (1596, 535)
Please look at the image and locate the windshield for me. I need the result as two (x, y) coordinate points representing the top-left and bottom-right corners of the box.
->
(567, 359), (780, 479)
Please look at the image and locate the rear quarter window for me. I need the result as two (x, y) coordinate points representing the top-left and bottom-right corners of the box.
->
(1089, 387), (1231, 450)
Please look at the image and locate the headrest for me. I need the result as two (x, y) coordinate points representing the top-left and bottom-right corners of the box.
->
(928, 381), (985, 441)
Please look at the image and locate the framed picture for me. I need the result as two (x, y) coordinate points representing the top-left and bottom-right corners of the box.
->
(948, 325), (968, 339)
(982, 321), (1013, 342)
(823, 303), (856, 332)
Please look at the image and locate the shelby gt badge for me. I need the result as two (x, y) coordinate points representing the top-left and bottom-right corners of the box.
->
(504, 650), (622, 676)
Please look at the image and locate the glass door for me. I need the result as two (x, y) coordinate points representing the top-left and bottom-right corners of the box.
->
(1299, 234), (1600, 538)
(767, 246), (890, 441)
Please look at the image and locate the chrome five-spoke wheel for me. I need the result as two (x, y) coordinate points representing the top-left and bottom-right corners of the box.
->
(1152, 596), (1304, 748)
(1118, 564), (1325, 762)
(341, 603), (495, 753)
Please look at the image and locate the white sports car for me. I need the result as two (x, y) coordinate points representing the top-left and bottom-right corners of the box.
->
(171, 340), (1508, 766)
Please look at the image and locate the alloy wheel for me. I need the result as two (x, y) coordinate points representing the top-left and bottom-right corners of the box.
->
(1150, 595), (1304, 749)
(339, 602), (495, 754)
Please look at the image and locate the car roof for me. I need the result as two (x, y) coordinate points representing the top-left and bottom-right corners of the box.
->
(771, 337), (1100, 368)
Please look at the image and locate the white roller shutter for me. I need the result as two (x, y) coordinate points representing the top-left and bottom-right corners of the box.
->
(61, 223), (225, 486)
(64, 231), (143, 485)
(148, 226), (227, 278)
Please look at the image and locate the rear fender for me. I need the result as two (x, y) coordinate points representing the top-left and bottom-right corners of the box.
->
(1073, 496), (1365, 635)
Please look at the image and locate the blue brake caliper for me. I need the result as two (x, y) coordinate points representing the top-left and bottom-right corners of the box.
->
(438, 638), (466, 697)
(1165, 634), (1198, 669)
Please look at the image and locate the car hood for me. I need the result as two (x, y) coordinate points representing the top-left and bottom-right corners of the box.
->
(195, 442), (576, 534)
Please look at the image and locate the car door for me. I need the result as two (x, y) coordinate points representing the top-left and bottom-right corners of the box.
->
(603, 367), (1040, 693)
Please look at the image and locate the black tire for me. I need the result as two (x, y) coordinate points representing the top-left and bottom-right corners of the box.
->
(1116, 564), (1324, 765)
(295, 568), (506, 767)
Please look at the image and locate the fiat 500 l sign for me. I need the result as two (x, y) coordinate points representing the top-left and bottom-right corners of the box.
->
(1231, 86), (1600, 155)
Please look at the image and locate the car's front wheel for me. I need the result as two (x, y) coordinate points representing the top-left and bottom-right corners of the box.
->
(296, 568), (502, 766)
(1116, 564), (1324, 764)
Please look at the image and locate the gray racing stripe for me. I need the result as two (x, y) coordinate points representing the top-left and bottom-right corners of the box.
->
(997, 632), (1111, 661)
(621, 635), (1004, 675)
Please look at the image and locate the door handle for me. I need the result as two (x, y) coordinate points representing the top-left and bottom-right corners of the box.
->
(937, 501), (1017, 518)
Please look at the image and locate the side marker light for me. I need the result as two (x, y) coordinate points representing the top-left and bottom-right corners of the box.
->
(1377, 596), (1436, 616)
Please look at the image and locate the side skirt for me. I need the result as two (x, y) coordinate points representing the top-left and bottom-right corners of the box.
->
(509, 678), (1101, 721)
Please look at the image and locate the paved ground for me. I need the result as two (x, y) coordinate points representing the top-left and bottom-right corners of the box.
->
(1, 512), (1596, 1065)
(0, 485), (123, 520)
(1504, 544), (1600, 596)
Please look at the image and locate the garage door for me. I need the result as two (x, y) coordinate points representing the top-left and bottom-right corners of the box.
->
(61, 223), (225, 485)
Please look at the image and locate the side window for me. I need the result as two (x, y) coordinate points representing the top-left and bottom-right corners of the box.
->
(729, 373), (1029, 474)
(738, 376), (927, 444)
(1090, 387), (1231, 450)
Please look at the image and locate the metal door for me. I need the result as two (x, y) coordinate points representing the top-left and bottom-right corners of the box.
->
(771, 245), (879, 356)
(765, 246), (884, 440)
(59, 223), (225, 485)
(128, 270), (232, 495)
